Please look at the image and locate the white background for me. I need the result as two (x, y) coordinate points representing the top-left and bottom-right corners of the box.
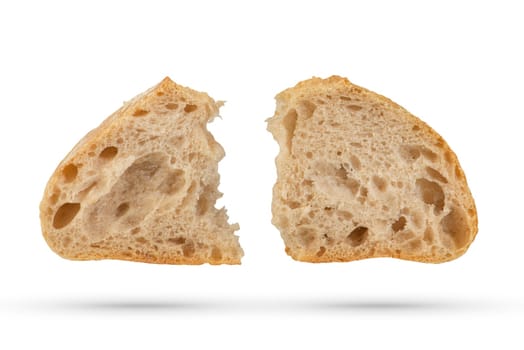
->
(1, 0), (523, 348)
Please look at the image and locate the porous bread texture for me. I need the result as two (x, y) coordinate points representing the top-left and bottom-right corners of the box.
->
(40, 77), (243, 265)
(267, 76), (478, 263)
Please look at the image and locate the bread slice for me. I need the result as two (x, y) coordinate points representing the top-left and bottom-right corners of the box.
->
(267, 76), (478, 263)
(40, 77), (243, 264)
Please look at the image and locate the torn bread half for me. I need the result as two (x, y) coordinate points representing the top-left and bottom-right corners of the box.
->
(40, 77), (243, 265)
(267, 76), (477, 263)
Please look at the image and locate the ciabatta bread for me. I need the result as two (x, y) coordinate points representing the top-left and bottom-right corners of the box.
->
(267, 76), (477, 263)
(40, 77), (243, 264)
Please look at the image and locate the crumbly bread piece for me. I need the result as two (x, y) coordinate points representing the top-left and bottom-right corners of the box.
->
(40, 77), (243, 264)
(267, 76), (477, 263)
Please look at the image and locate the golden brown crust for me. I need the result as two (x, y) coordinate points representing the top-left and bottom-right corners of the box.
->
(269, 76), (478, 264)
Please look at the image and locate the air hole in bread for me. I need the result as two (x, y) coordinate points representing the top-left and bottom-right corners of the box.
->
(159, 169), (185, 195)
(416, 178), (445, 214)
(182, 240), (195, 257)
(132, 109), (149, 117)
(62, 236), (72, 248)
(336, 210), (353, 221)
(426, 167), (448, 183)
(115, 202), (130, 218)
(168, 237), (186, 245)
(196, 187), (213, 216)
(372, 175), (387, 192)
(347, 226), (368, 247)
(184, 104), (198, 113)
(400, 145), (422, 161)
(334, 165), (360, 195)
(440, 206), (469, 249)
(282, 109), (297, 153)
(298, 100), (316, 119)
(135, 237), (147, 244)
(346, 104), (363, 111)
(420, 148), (437, 162)
(53, 203), (81, 229)
(349, 155), (361, 170)
(50, 190), (61, 205)
(165, 103), (178, 110)
(391, 216), (407, 232)
(99, 146), (118, 160)
(211, 246), (222, 261)
(423, 226), (434, 243)
(316, 246), (326, 257)
(335, 164), (349, 179)
(130, 153), (162, 179)
(306, 151), (313, 159)
(408, 239), (422, 251)
(284, 199), (300, 209)
(400, 145), (437, 163)
(62, 164), (78, 183)
(298, 227), (315, 247)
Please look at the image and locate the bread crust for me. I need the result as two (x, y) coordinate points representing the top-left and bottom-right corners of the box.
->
(268, 76), (478, 263)
(40, 78), (242, 265)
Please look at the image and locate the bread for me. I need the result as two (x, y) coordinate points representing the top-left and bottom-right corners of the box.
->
(267, 76), (478, 263)
(40, 77), (243, 265)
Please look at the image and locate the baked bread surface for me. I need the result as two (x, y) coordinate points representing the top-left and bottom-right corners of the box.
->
(40, 77), (243, 264)
(267, 76), (477, 263)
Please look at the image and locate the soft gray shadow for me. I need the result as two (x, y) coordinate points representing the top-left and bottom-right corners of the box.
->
(16, 297), (215, 313)
(242, 297), (504, 314)
(11, 296), (512, 314)
(305, 298), (482, 312)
